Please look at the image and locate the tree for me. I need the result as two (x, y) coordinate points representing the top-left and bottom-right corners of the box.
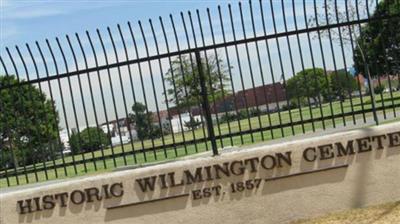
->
(308, 0), (397, 124)
(165, 55), (231, 113)
(129, 102), (157, 141)
(308, 0), (399, 76)
(0, 75), (59, 169)
(329, 70), (358, 101)
(69, 127), (109, 154)
(286, 68), (329, 106)
(353, 0), (400, 77)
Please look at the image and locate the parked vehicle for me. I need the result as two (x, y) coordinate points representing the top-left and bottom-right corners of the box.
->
(62, 148), (72, 155)
(111, 135), (130, 146)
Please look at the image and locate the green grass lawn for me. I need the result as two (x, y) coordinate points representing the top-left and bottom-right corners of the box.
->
(1, 92), (400, 188)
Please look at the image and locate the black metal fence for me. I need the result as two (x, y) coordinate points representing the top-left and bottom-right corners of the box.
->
(1, 0), (399, 187)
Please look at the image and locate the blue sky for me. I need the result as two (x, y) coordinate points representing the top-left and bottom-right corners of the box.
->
(0, 0), (375, 129)
(1, 0), (239, 48)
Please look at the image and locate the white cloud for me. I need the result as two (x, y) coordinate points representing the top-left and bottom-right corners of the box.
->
(1, 1), (117, 20)
(4, 7), (65, 19)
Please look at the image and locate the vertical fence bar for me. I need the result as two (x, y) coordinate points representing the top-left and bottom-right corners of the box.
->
(238, 2), (266, 140)
(294, 1), (317, 133)
(193, 11), (224, 149)
(280, 0), (305, 134)
(127, 23), (158, 160)
(181, 12), (209, 152)
(313, 0), (336, 129)
(344, 0), (367, 123)
(97, 29), (129, 165)
(355, 0), (379, 125)
(187, 12), (210, 151)
(116, 24), (139, 163)
(195, 51), (218, 156)
(365, 0), (387, 121)
(380, 0), (399, 118)
(138, 21), (169, 157)
(50, 38), (88, 173)
(75, 33), (108, 169)
(206, 8), (235, 145)
(86, 31), (118, 167)
(149, 20), (179, 157)
(324, 0), (347, 127)
(107, 27), (138, 164)
(288, 0), (306, 134)
(169, 14), (197, 154)
(5, 50), (34, 184)
(216, 6), (245, 145)
(0, 82), (11, 185)
(66, 35), (98, 171)
(158, 17), (189, 155)
(26, 43), (70, 177)
(0, 56), (21, 185)
(258, 0), (287, 137)
(268, 0), (289, 137)
(16, 45), (58, 181)
(13, 48), (37, 183)
(228, 3), (255, 142)
(301, 0), (326, 130)
(333, 0), (357, 125)
(125, 22), (148, 161)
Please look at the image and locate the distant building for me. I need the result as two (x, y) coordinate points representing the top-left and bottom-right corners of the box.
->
(231, 82), (287, 112)
(156, 83), (287, 133)
(168, 113), (202, 133)
(101, 118), (137, 141)
(205, 82), (287, 116)
(59, 129), (70, 150)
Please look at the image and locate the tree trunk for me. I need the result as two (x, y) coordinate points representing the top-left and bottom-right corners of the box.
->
(9, 138), (19, 168)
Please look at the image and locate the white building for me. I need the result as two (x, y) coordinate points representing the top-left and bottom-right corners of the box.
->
(59, 129), (70, 151)
(169, 113), (202, 133)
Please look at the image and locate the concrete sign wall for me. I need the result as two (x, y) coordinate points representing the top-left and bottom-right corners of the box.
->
(1, 123), (399, 224)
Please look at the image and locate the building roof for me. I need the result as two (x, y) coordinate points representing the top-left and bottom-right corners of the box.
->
(206, 82), (286, 114)
(234, 82), (287, 109)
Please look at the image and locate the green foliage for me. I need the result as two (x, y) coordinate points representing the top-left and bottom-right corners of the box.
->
(165, 55), (231, 112)
(248, 108), (262, 117)
(129, 102), (164, 140)
(354, 0), (400, 76)
(129, 102), (153, 141)
(162, 122), (172, 135)
(69, 127), (109, 154)
(374, 85), (385, 94)
(286, 68), (329, 105)
(0, 75), (59, 169)
(220, 113), (238, 123)
(282, 99), (301, 111)
(329, 71), (358, 101)
(220, 109), (266, 123)
(184, 116), (202, 130)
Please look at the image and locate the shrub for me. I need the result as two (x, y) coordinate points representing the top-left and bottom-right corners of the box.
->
(374, 85), (385, 94)
(220, 113), (237, 123)
(184, 116), (202, 130)
(69, 127), (110, 154)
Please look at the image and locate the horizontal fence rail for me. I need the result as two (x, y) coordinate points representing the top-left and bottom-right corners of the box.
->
(1, 0), (400, 187)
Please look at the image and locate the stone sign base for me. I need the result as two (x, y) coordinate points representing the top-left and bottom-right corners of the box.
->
(1, 122), (399, 224)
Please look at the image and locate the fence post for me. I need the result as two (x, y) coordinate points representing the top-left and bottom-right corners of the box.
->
(195, 50), (218, 156)
(365, 64), (379, 126)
